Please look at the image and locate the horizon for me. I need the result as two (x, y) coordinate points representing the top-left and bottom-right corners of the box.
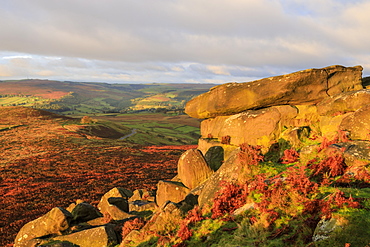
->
(1, 0), (370, 83)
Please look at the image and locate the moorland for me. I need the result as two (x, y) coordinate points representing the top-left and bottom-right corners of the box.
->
(0, 106), (199, 246)
(0, 79), (211, 246)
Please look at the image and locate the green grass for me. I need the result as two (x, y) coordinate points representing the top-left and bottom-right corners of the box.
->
(0, 96), (49, 106)
(123, 122), (200, 145)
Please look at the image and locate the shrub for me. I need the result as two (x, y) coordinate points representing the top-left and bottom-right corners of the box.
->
(280, 148), (299, 164)
(122, 217), (145, 238)
(211, 182), (248, 219)
(221, 135), (231, 144)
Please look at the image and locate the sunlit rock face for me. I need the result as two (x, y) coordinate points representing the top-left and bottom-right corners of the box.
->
(185, 65), (363, 119)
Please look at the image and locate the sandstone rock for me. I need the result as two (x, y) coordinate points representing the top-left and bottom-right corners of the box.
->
(52, 225), (117, 247)
(177, 149), (213, 189)
(340, 104), (370, 141)
(204, 146), (224, 171)
(200, 105), (297, 149)
(98, 187), (132, 218)
(319, 114), (351, 140)
(146, 202), (182, 233)
(86, 217), (109, 226)
(106, 205), (134, 221)
(129, 201), (157, 212)
(71, 202), (101, 223)
(290, 105), (319, 127)
(155, 180), (190, 207)
(317, 89), (370, 116)
(128, 189), (155, 202)
(185, 65), (363, 119)
(14, 207), (72, 247)
(198, 149), (242, 207)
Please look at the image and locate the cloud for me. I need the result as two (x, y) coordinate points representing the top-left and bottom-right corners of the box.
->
(0, 0), (369, 83)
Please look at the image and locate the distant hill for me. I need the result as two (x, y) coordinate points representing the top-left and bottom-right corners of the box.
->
(0, 79), (215, 115)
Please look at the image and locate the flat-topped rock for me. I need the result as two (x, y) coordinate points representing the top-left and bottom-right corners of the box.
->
(185, 65), (363, 119)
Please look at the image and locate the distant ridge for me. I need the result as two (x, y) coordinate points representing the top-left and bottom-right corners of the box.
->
(0, 79), (215, 115)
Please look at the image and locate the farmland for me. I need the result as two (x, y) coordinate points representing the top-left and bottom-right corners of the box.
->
(0, 79), (214, 115)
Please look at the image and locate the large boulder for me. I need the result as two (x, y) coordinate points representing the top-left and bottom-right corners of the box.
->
(185, 65), (363, 119)
(52, 225), (117, 247)
(155, 180), (190, 207)
(340, 104), (370, 141)
(14, 207), (72, 247)
(200, 105), (297, 148)
(177, 149), (213, 189)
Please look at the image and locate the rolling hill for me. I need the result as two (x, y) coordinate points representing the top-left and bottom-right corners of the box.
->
(0, 79), (215, 115)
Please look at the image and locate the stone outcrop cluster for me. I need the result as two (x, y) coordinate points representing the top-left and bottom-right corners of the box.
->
(14, 65), (370, 246)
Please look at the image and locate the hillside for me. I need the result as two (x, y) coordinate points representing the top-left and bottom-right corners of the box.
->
(9, 65), (370, 247)
(0, 106), (197, 246)
(0, 79), (214, 115)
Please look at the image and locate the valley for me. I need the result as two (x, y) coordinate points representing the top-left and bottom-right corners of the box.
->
(0, 79), (215, 115)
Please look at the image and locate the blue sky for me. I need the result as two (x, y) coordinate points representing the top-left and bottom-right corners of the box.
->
(0, 0), (369, 84)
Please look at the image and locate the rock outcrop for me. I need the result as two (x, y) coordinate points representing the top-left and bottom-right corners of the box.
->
(185, 65), (363, 119)
(14, 65), (370, 246)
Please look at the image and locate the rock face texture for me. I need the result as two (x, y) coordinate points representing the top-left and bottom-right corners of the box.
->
(155, 180), (190, 207)
(340, 104), (370, 141)
(177, 149), (213, 189)
(185, 65), (363, 119)
(14, 207), (72, 247)
(200, 105), (298, 147)
(53, 225), (117, 247)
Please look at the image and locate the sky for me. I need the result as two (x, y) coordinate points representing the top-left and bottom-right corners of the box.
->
(0, 0), (369, 84)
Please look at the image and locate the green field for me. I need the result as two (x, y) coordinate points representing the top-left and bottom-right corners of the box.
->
(0, 96), (50, 106)
(0, 80), (214, 115)
(91, 112), (201, 145)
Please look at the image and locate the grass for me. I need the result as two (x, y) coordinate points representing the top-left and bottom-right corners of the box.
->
(0, 96), (50, 106)
(91, 112), (201, 145)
